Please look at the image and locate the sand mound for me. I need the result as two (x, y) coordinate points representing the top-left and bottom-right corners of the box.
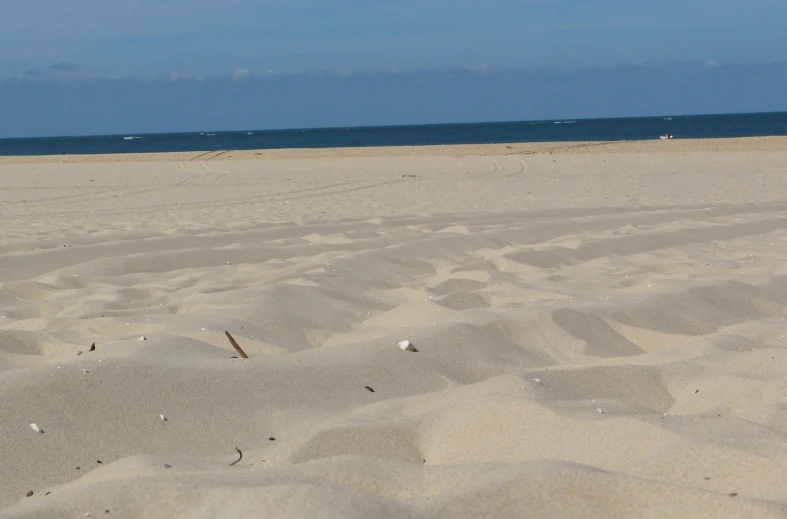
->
(2, 139), (787, 517)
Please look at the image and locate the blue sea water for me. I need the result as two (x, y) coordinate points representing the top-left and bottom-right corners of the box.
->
(0, 112), (785, 157)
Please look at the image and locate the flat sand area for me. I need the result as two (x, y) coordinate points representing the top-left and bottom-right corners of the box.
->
(2, 137), (787, 518)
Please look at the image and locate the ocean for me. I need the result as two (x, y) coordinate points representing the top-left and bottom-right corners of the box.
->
(0, 111), (785, 157)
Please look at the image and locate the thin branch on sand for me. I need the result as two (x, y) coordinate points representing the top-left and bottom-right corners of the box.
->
(224, 331), (249, 359)
(230, 447), (243, 466)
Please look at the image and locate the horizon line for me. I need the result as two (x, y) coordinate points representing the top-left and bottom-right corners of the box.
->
(2, 110), (786, 142)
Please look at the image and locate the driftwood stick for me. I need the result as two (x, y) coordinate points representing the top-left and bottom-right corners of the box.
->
(224, 331), (249, 359)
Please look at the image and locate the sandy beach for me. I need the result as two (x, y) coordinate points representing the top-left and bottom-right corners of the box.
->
(2, 136), (787, 518)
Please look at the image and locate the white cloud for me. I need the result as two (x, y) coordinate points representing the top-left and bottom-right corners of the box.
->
(51, 61), (78, 72)
(462, 63), (491, 71)
(168, 71), (181, 81)
(232, 67), (251, 80)
(703, 60), (723, 68)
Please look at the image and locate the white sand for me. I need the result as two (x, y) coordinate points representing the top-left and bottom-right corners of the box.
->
(2, 137), (787, 518)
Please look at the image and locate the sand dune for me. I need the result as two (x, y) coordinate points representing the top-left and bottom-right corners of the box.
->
(2, 138), (787, 518)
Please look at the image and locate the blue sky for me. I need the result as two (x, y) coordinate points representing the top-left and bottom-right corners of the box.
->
(1, 0), (786, 136)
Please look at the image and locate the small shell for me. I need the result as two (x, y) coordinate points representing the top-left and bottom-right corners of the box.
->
(30, 423), (44, 433)
(597, 408), (604, 414)
(159, 414), (168, 421)
(533, 378), (543, 385)
(398, 340), (417, 352)
(137, 336), (147, 341)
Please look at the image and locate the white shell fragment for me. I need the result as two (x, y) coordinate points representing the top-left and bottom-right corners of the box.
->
(137, 336), (147, 341)
(533, 378), (543, 385)
(30, 423), (44, 433)
(398, 340), (417, 352)
(597, 408), (604, 414)
(159, 414), (168, 421)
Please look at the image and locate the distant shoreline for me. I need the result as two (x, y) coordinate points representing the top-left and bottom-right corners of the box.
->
(2, 112), (786, 158)
(2, 136), (787, 164)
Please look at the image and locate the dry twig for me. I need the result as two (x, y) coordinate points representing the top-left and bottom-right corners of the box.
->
(224, 331), (249, 359)
(230, 447), (243, 466)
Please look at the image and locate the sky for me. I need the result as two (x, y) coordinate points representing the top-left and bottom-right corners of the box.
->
(1, 0), (786, 137)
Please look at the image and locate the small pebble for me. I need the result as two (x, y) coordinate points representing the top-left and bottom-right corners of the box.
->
(159, 414), (168, 421)
(533, 378), (543, 384)
(597, 408), (604, 414)
(364, 386), (375, 393)
(26, 491), (33, 497)
(398, 340), (417, 352)
(30, 423), (44, 433)
(137, 336), (147, 341)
